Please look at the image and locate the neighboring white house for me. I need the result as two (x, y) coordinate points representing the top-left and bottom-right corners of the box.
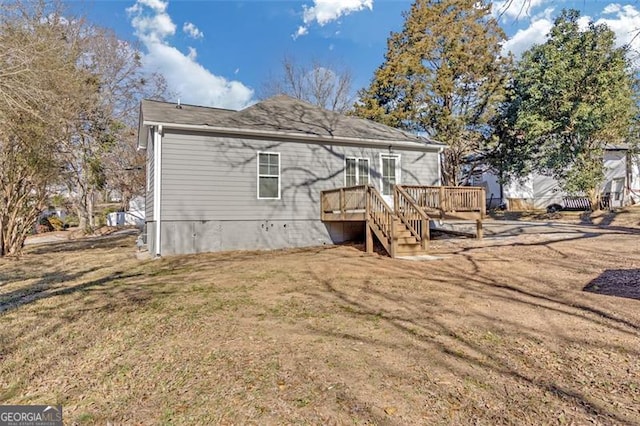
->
(106, 196), (145, 227)
(471, 147), (640, 210)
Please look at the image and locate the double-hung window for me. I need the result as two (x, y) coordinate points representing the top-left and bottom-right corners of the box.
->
(257, 152), (280, 199)
(345, 157), (370, 187)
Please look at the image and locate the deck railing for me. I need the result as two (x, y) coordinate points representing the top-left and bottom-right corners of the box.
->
(320, 185), (395, 255)
(320, 184), (485, 256)
(366, 185), (395, 256)
(320, 185), (367, 220)
(402, 185), (486, 217)
(394, 186), (430, 249)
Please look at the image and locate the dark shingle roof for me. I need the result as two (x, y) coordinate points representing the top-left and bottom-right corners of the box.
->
(139, 95), (441, 149)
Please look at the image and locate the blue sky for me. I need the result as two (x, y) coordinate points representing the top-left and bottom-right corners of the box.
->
(70, 1), (640, 109)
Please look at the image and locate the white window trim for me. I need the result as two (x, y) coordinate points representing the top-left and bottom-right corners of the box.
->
(257, 151), (281, 200)
(344, 157), (371, 187)
(379, 153), (401, 195)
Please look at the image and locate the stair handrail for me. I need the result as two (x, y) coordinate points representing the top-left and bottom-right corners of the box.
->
(395, 185), (430, 249)
(365, 185), (395, 257)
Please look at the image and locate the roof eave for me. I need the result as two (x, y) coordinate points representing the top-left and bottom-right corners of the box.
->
(137, 106), (147, 150)
(142, 120), (444, 152)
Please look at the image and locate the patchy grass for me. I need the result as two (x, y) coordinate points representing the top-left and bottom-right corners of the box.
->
(1, 227), (640, 424)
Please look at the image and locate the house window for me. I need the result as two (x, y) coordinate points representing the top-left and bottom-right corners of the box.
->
(380, 154), (400, 196)
(258, 152), (280, 199)
(345, 158), (370, 186)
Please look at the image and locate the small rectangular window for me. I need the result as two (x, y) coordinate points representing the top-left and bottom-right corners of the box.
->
(258, 152), (280, 199)
(359, 158), (369, 185)
(346, 158), (357, 187)
(345, 157), (370, 186)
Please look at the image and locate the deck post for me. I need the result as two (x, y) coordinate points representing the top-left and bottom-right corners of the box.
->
(365, 186), (373, 253)
(439, 186), (445, 216)
(481, 188), (487, 218)
(340, 188), (345, 220)
(476, 218), (483, 239)
(421, 217), (429, 250)
(320, 191), (325, 221)
(365, 222), (373, 253)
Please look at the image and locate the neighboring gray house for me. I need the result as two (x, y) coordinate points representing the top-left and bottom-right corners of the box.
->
(137, 96), (443, 256)
(471, 146), (640, 210)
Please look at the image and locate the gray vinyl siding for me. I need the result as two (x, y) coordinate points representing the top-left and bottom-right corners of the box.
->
(159, 129), (440, 222)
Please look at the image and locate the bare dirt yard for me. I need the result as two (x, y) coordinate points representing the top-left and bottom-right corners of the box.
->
(1, 209), (640, 425)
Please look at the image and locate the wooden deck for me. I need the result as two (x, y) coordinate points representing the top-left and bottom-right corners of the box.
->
(320, 184), (486, 258)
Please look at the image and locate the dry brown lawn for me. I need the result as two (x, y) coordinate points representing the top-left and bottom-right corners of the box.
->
(1, 213), (640, 425)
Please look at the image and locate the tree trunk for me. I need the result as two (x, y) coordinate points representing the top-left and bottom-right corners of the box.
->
(588, 187), (601, 211)
(76, 200), (92, 234)
(441, 149), (461, 187)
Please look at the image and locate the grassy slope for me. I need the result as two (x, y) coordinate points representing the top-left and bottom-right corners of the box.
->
(1, 225), (639, 424)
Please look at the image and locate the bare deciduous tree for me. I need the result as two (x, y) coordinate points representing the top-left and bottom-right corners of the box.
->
(261, 56), (354, 113)
(0, 0), (85, 255)
(61, 27), (167, 231)
(0, 0), (168, 255)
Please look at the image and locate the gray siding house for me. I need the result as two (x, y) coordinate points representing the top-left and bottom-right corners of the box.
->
(137, 96), (443, 256)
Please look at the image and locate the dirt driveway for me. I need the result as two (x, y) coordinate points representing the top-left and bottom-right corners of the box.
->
(1, 216), (639, 424)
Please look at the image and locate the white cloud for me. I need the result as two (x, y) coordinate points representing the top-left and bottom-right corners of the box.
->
(126, 0), (175, 44)
(293, 26), (308, 39)
(294, 0), (372, 38)
(501, 9), (554, 57)
(603, 4), (622, 15)
(183, 22), (203, 39)
(186, 46), (197, 60)
(127, 0), (253, 110)
(596, 4), (640, 54)
(492, 0), (548, 19)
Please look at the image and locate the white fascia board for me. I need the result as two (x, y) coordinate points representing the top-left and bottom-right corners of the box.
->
(137, 107), (148, 150)
(142, 120), (444, 152)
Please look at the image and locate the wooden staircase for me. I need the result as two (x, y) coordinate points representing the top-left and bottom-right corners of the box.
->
(320, 184), (485, 259)
(365, 185), (430, 257)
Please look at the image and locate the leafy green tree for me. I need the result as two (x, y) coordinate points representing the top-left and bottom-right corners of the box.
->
(353, 0), (511, 185)
(491, 9), (639, 206)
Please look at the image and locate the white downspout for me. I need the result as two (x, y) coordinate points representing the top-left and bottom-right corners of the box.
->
(154, 125), (163, 256)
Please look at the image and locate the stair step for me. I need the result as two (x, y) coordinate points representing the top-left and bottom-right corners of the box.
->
(396, 236), (419, 244)
(393, 227), (411, 235)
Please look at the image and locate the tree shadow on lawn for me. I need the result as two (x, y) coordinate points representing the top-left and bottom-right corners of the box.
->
(26, 233), (136, 255)
(0, 268), (144, 315)
(299, 242), (640, 424)
(584, 269), (640, 301)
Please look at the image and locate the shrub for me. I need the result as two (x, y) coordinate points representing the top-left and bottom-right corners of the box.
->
(37, 217), (53, 233)
(47, 216), (64, 231)
(64, 214), (79, 228)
